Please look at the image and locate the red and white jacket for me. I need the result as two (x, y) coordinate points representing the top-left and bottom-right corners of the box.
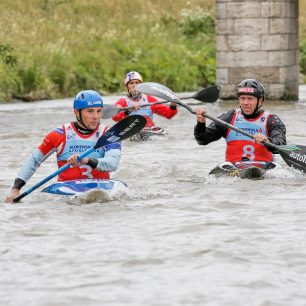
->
(112, 94), (177, 127)
(16, 122), (121, 183)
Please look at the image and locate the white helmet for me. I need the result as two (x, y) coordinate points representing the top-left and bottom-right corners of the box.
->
(124, 71), (143, 86)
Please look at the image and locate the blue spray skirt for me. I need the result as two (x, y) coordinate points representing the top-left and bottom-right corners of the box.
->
(41, 179), (127, 196)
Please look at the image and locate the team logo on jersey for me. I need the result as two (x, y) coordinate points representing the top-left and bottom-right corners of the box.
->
(235, 115), (243, 121)
(261, 117), (265, 122)
(96, 131), (100, 138)
(68, 144), (91, 153)
(240, 127), (262, 135)
(67, 133), (76, 140)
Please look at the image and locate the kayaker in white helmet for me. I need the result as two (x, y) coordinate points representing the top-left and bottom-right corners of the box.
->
(112, 71), (178, 128)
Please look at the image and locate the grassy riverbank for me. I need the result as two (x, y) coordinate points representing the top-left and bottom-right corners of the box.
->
(0, 0), (215, 101)
(0, 0), (305, 102)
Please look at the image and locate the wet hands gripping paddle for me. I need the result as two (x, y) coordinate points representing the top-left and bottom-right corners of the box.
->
(136, 82), (306, 173)
(13, 115), (147, 203)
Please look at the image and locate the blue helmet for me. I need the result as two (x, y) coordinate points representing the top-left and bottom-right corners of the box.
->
(73, 90), (103, 110)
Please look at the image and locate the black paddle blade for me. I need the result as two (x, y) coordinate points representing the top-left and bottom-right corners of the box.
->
(193, 85), (221, 103)
(136, 82), (180, 103)
(278, 145), (306, 173)
(95, 115), (147, 149)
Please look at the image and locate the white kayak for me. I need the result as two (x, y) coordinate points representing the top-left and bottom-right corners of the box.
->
(41, 179), (127, 196)
(130, 126), (167, 142)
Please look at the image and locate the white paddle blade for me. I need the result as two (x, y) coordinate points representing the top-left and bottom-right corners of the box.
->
(136, 82), (180, 103)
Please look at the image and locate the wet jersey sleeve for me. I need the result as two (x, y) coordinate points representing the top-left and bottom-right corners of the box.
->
(267, 114), (287, 151)
(16, 130), (64, 183)
(194, 110), (235, 145)
(96, 142), (121, 172)
(112, 98), (128, 122)
(150, 95), (178, 119)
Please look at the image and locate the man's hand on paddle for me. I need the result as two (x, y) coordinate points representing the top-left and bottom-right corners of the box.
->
(67, 154), (89, 167)
(129, 103), (141, 112)
(254, 133), (269, 144)
(195, 107), (206, 123)
(5, 188), (20, 203)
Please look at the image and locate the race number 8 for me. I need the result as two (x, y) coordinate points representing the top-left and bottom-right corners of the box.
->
(242, 145), (255, 160)
(80, 165), (93, 178)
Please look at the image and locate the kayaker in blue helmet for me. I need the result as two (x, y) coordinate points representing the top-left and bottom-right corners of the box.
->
(5, 90), (121, 203)
(193, 79), (287, 174)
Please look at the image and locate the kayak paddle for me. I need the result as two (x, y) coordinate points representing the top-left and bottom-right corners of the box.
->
(102, 84), (220, 119)
(13, 115), (147, 203)
(136, 82), (306, 173)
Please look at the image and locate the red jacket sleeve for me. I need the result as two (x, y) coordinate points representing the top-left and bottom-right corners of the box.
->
(38, 130), (65, 155)
(149, 95), (178, 119)
(112, 98), (128, 122)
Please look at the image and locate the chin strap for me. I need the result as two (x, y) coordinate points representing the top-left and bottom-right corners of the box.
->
(76, 110), (93, 131)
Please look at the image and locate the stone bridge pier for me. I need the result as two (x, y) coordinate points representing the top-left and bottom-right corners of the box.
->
(216, 0), (299, 100)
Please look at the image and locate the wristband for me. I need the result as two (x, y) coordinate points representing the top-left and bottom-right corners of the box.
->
(13, 178), (26, 190)
(87, 158), (98, 169)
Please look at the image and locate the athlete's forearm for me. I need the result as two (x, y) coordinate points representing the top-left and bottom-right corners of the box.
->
(16, 148), (54, 183)
(267, 115), (287, 148)
(152, 103), (178, 119)
(194, 122), (224, 145)
(96, 149), (121, 172)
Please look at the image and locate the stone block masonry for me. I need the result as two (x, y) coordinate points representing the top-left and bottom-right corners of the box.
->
(216, 0), (299, 100)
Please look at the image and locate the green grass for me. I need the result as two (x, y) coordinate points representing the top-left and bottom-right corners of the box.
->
(0, 0), (305, 101)
(300, 0), (306, 82)
(0, 0), (215, 101)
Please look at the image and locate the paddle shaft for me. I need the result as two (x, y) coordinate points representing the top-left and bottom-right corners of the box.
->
(178, 98), (306, 171)
(102, 100), (172, 119)
(103, 85), (220, 119)
(203, 113), (277, 150)
(159, 96), (278, 151)
(121, 86), (219, 111)
(135, 82), (275, 149)
(122, 100), (171, 111)
(122, 88), (214, 111)
(122, 96), (191, 111)
(136, 82), (306, 172)
(13, 148), (95, 202)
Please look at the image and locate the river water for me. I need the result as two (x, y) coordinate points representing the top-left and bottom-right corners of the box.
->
(1, 87), (306, 306)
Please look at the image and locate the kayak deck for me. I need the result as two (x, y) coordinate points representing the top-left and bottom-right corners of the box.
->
(130, 126), (167, 142)
(41, 179), (127, 196)
(209, 161), (279, 179)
